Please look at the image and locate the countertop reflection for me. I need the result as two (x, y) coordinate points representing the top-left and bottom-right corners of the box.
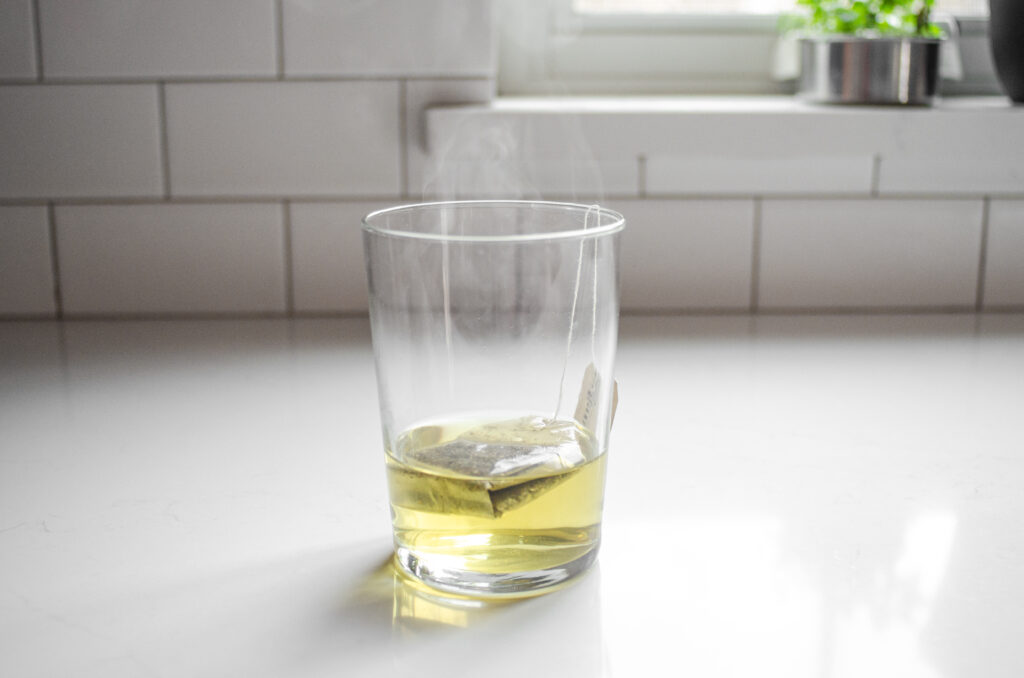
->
(1, 315), (1022, 677)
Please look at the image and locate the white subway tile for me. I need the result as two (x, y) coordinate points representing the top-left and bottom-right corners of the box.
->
(166, 82), (401, 198)
(282, 0), (494, 77)
(420, 155), (635, 200)
(608, 199), (754, 310)
(424, 109), (637, 199)
(38, 0), (276, 78)
(0, 206), (54, 316)
(529, 158), (636, 200)
(646, 155), (874, 195)
(876, 106), (1024, 195)
(759, 199), (983, 309)
(879, 154), (1024, 195)
(0, 85), (162, 199)
(405, 79), (494, 198)
(290, 202), (392, 312)
(56, 204), (285, 314)
(984, 200), (1024, 308)
(0, 0), (36, 79)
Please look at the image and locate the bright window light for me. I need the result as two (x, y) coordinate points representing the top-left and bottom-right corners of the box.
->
(574, 0), (989, 16)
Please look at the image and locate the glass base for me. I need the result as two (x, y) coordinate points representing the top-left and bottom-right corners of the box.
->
(394, 543), (599, 599)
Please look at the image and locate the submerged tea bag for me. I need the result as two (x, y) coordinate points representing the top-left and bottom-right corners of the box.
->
(389, 416), (592, 518)
(407, 416), (588, 476)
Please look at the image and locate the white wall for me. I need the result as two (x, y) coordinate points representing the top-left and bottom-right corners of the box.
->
(0, 0), (495, 317)
(1, 0), (1022, 317)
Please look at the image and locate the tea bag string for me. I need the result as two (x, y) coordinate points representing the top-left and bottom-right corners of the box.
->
(441, 208), (455, 395)
(590, 207), (599, 365)
(552, 204), (600, 418)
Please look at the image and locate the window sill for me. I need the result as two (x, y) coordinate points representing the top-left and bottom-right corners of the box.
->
(425, 95), (1024, 198)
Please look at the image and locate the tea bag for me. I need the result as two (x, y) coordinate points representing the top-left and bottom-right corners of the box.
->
(389, 416), (591, 518)
(407, 416), (587, 477)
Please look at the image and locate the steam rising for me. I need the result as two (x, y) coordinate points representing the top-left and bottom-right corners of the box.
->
(424, 112), (608, 203)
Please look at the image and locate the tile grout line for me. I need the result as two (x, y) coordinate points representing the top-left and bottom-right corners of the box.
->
(157, 82), (172, 198)
(622, 305), (985, 317)
(274, 0), (285, 79)
(30, 0), (44, 81)
(870, 153), (881, 196)
(975, 196), (990, 311)
(282, 200), (295, 315)
(398, 79), (409, 198)
(749, 197), (762, 313)
(6, 304), (1013, 323)
(3, 193), (1016, 208)
(46, 202), (63, 319)
(0, 74), (494, 86)
(644, 192), (1021, 201)
(637, 154), (647, 198)
(2, 193), (1021, 205)
(25, 310), (371, 321)
(0, 195), (411, 207)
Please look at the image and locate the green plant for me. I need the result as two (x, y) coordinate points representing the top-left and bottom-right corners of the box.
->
(788, 0), (943, 38)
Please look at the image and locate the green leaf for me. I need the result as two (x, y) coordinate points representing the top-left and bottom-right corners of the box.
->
(786, 0), (943, 38)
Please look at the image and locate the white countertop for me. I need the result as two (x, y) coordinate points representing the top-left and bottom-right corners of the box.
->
(2, 315), (1023, 678)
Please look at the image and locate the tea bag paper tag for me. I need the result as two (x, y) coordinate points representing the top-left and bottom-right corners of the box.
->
(611, 380), (619, 429)
(574, 363), (619, 431)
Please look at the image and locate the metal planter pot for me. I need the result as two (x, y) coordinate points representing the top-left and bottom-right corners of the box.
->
(798, 37), (942, 105)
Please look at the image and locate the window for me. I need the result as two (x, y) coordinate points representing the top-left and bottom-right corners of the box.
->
(575, 0), (988, 15)
(498, 0), (998, 96)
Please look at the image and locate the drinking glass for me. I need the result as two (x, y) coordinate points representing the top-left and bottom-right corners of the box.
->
(362, 201), (623, 597)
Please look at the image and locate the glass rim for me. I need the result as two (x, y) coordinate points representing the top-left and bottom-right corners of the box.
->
(361, 200), (625, 243)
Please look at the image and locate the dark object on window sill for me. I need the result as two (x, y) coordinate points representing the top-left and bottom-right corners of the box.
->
(798, 37), (941, 106)
(989, 0), (1024, 103)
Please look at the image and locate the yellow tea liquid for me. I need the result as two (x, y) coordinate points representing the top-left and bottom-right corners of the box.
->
(386, 414), (606, 592)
